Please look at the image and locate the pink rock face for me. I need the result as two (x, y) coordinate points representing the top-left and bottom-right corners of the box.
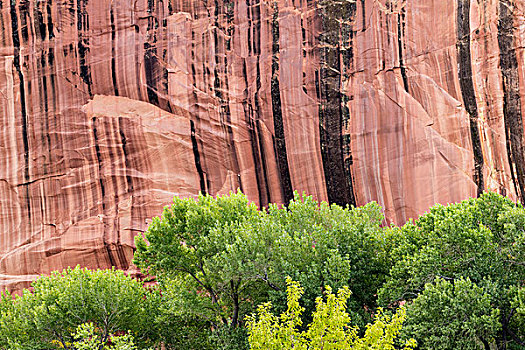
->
(0, 0), (524, 291)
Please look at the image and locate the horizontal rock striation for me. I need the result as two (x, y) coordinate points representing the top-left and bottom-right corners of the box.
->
(0, 0), (524, 291)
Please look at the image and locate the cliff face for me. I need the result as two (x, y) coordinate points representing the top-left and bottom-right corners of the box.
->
(0, 0), (524, 291)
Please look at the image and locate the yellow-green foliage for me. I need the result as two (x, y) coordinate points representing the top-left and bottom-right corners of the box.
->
(246, 277), (416, 350)
(72, 323), (137, 350)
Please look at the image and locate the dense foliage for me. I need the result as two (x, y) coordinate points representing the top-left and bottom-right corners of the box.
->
(133, 191), (391, 346)
(2, 191), (525, 349)
(246, 277), (416, 350)
(380, 192), (525, 349)
(0, 267), (159, 350)
(402, 278), (500, 349)
(71, 323), (137, 350)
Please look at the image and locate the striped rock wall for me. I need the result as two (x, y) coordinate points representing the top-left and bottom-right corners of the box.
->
(0, 0), (524, 291)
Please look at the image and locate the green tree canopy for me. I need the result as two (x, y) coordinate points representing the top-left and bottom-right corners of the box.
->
(134, 191), (391, 346)
(402, 278), (501, 350)
(0, 266), (160, 350)
(379, 192), (525, 349)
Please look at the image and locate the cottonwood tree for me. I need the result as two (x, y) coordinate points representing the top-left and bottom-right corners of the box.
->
(379, 192), (525, 349)
(134, 191), (392, 347)
(0, 266), (159, 350)
(402, 278), (501, 350)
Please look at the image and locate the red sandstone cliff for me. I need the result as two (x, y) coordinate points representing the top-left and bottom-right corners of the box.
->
(0, 0), (524, 291)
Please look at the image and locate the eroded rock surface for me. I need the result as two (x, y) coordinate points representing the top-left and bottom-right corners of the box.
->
(0, 0), (524, 291)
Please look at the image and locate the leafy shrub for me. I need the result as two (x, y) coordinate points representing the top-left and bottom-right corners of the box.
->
(246, 277), (416, 349)
(72, 322), (137, 350)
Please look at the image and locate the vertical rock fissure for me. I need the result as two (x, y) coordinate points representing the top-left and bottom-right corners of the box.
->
(110, 3), (119, 96)
(35, 3), (46, 41)
(249, 0), (271, 205)
(256, 118), (271, 206)
(40, 54), (50, 169)
(242, 6), (263, 205)
(46, 0), (54, 39)
(397, 5), (409, 92)
(92, 117), (117, 267)
(318, 0), (356, 207)
(144, 0), (159, 105)
(189, 25), (210, 194)
(118, 118), (134, 195)
(167, 0), (173, 15)
(10, 0), (31, 220)
(39, 50), (53, 176)
(457, 0), (484, 196)
(498, 0), (525, 201)
(255, 59), (272, 206)
(77, 0), (93, 97)
(224, 0), (243, 191)
(114, 118), (131, 268)
(341, 3), (355, 199)
(191, 120), (207, 194)
(361, 0), (366, 31)
(214, 0), (242, 192)
(271, 1), (293, 204)
(243, 59), (268, 206)
(103, 119), (126, 268)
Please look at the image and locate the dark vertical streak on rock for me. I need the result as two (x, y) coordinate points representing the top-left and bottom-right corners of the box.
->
(318, 0), (356, 207)
(77, 0), (92, 96)
(214, 0), (242, 191)
(254, 56), (272, 206)
(243, 59), (269, 206)
(103, 120), (121, 266)
(110, 4), (119, 96)
(397, 8), (409, 92)
(225, 0), (234, 51)
(243, 3), (265, 205)
(118, 118), (134, 194)
(314, 70), (320, 99)
(341, 5), (354, 190)
(35, 3), (46, 41)
(46, 0), (54, 39)
(0, 4), (6, 46)
(144, 0), (159, 105)
(498, 0), (525, 201)
(48, 47), (60, 179)
(19, 0), (28, 43)
(134, 15), (141, 100)
(361, 0), (366, 31)
(92, 118), (106, 211)
(224, 0), (242, 191)
(191, 120), (207, 194)
(112, 118), (129, 268)
(246, 0), (252, 55)
(257, 119), (271, 206)
(457, 0), (484, 196)
(40, 52), (52, 174)
(10, 0), (31, 221)
(247, 0), (270, 204)
(190, 27), (210, 192)
(271, 1), (293, 204)
(92, 117), (116, 267)
(118, 118), (136, 253)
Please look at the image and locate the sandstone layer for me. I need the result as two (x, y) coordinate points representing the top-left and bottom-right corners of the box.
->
(0, 0), (524, 291)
